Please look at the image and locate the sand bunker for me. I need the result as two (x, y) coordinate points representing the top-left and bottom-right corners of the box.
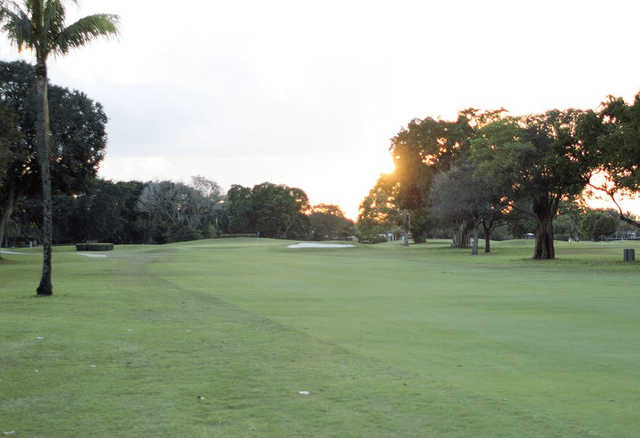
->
(78, 253), (108, 258)
(0, 250), (31, 255)
(287, 242), (355, 249)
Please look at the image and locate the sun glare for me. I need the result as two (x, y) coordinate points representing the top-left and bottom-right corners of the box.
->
(584, 171), (640, 216)
(378, 153), (395, 174)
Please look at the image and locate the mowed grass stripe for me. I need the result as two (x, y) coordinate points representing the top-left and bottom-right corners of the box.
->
(152, 239), (640, 437)
(1, 239), (638, 437)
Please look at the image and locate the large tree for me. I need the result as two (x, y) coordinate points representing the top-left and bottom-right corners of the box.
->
(6, 179), (150, 245)
(0, 103), (15, 178)
(387, 110), (507, 245)
(251, 183), (311, 239)
(389, 114), (473, 244)
(579, 210), (617, 242)
(357, 173), (402, 242)
(472, 111), (590, 259)
(1, 1), (118, 295)
(430, 158), (511, 253)
(0, 61), (108, 255)
(309, 204), (354, 241)
(578, 93), (640, 228)
(136, 181), (219, 244)
(53, 179), (147, 244)
(224, 182), (311, 239)
(225, 184), (254, 234)
(0, 102), (18, 250)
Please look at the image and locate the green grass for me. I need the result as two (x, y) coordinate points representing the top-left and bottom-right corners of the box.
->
(1, 239), (639, 437)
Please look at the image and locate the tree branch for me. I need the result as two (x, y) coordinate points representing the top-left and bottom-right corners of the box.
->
(508, 201), (535, 218)
(588, 182), (640, 229)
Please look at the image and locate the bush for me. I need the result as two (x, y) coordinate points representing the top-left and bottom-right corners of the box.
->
(76, 243), (114, 251)
(220, 233), (258, 238)
(580, 211), (617, 241)
(487, 224), (513, 241)
(358, 234), (388, 244)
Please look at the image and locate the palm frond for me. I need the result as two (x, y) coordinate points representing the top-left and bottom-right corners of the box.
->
(42, 0), (66, 53)
(44, 0), (66, 32)
(0, 5), (35, 52)
(1, 1), (29, 15)
(54, 13), (118, 54)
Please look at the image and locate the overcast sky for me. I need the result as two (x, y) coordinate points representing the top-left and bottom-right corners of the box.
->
(2, 0), (640, 218)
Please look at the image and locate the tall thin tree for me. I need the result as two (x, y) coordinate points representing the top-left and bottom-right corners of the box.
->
(0, 0), (118, 295)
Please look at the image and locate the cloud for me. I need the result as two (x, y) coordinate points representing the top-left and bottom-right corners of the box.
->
(4, 0), (640, 217)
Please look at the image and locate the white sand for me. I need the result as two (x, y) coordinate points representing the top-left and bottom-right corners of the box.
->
(0, 250), (31, 255)
(78, 253), (108, 258)
(287, 242), (355, 249)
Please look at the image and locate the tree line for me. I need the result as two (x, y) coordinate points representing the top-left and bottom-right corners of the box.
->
(3, 178), (355, 246)
(357, 102), (640, 259)
(0, 59), (353, 250)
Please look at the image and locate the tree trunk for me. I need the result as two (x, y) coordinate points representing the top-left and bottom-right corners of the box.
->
(451, 220), (473, 248)
(533, 215), (555, 259)
(482, 220), (491, 253)
(0, 186), (17, 255)
(403, 209), (409, 247)
(532, 197), (557, 260)
(35, 61), (53, 296)
(412, 231), (426, 244)
(472, 226), (478, 255)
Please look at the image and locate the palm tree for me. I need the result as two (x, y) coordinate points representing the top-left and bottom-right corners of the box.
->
(0, 1), (118, 295)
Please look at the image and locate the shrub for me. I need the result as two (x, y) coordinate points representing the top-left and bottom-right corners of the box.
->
(358, 234), (388, 244)
(76, 243), (114, 251)
(580, 211), (617, 241)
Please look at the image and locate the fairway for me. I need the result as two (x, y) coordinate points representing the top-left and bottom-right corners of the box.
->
(1, 239), (639, 437)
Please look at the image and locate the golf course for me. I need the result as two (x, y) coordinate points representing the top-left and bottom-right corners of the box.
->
(1, 238), (639, 437)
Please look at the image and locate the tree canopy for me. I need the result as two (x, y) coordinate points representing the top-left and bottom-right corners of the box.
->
(430, 158), (511, 252)
(309, 204), (354, 241)
(578, 93), (640, 228)
(388, 114), (473, 242)
(0, 102), (17, 189)
(225, 182), (311, 239)
(360, 107), (597, 258)
(471, 111), (591, 258)
(356, 173), (401, 242)
(0, 61), (108, 252)
(137, 180), (222, 244)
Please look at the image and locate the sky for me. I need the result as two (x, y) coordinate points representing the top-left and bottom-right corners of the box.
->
(2, 0), (640, 219)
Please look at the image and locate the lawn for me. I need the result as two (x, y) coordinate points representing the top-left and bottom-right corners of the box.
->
(1, 238), (639, 437)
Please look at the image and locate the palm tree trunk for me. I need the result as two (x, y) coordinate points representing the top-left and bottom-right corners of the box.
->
(35, 61), (53, 296)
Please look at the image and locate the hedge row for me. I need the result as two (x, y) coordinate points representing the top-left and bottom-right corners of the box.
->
(76, 243), (114, 251)
(219, 233), (259, 238)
